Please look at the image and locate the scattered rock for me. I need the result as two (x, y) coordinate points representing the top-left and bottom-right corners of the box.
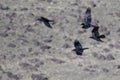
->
(71, 2), (78, 6)
(105, 31), (110, 35)
(5, 72), (19, 80)
(17, 34), (27, 39)
(78, 30), (87, 34)
(19, 62), (31, 68)
(108, 13), (114, 16)
(88, 65), (98, 69)
(108, 44), (114, 48)
(47, 0), (52, 3)
(93, 53), (115, 61)
(40, 45), (51, 50)
(115, 11), (120, 17)
(31, 51), (44, 56)
(0, 76), (2, 80)
(0, 27), (10, 37)
(17, 38), (29, 45)
(0, 65), (4, 72)
(83, 68), (90, 71)
(99, 26), (107, 32)
(63, 36), (72, 41)
(0, 54), (6, 60)
(25, 25), (35, 33)
(50, 58), (65, 64)
(117, 28), (120, 32)
(102, 68), (109, 73)
(52, 1), (58, 4)
(0, 4), (9, 10)
(43, 39), (52, 43)
(62, 43), (70, 48)
(32, 39), (43, 46)
(113, 65), (120, 69)
(28, 58), (39, 63)
(19, 54), (26, 58)
(43, 36), (53, 43)
(84, 65), (99, 73)
(6, 13), (17, 19)
(5, 26), (11, 31)
(31, 74), (48, 80)
(78, 63), (83, 67)
(89, 1), (97, 7)
(103, 48), (110, 52)
(7, 43), (16, 48)
(70, 13), (77, 18)
(19, 62), (38, 71)
(77, 15), (82, 22)
(28, 48), (33, 52)
(20, 7), (28, 11)
(107, 38), (111, 41)
(92, 19), (99, 25)
(106, 54), (115, 60)
(92, 52), (106, 60)
(0, 32), (9, 37)
(119, 34), (120, 37)
(35, 61), (44, 68)
(83, 68), (96, 72)
(114, 42), (120, 49)
(117, 65), (120, 69)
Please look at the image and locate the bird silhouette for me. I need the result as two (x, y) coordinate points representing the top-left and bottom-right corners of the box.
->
(37, 17), (54, 28)
(90, 26), (105, 42)
(73, 40), (88, 55)
(81, 8), (92, 29)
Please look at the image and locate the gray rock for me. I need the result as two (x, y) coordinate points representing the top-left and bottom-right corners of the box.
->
(0, 4), (9, 10)
(5, 72), (19, 80)
(7, 43), (16, 48)
(62, 43), (70, 48)
(50, 58), (65, 64)
(113, 65), (120, 69)
(32, 39), (43, 46)
(31, 74), (48, 80)
(103, 48), (110, 52)
(35, 61), (44, 68)
(117, 28), (120, 32)
(0, 33), (8, 37)
(102, 68), (109, 73)
(19, 62), (38, 71)
(92, 52), (106, 60)
(106, 54), (115, 60)
(40, 45), (51, 50)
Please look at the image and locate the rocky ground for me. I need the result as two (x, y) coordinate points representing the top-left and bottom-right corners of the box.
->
(0, 0), (120, 80)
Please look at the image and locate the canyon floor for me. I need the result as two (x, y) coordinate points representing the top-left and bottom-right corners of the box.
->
(0, 0), (120, 80)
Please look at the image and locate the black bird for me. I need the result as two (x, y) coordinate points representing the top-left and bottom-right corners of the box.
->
(81, 8), (92, 29)
(73, 40), (88, 55)
(37, 17), (54, 28)
(90, 26), (105, 42)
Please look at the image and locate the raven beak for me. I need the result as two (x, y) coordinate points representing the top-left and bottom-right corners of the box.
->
(83, 48), (89, 50)
(72, 49), (76, 51)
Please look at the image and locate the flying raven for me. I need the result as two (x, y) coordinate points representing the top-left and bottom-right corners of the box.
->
(73, 40), (88, 55)
(90, 26), (105, 42)
(81, 8), (92, 29)
(37, 17), (54, 28)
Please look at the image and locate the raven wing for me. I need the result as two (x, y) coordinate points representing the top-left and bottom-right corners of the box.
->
(74, 40), (83, 49)
(76, 51), (83, 55)
(84, 8), (91, 25)
(41, 17), (53, 28)
(43, 21), (52, 28)
(41, 17), (49, 22)
(92, 27), (100, 38)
